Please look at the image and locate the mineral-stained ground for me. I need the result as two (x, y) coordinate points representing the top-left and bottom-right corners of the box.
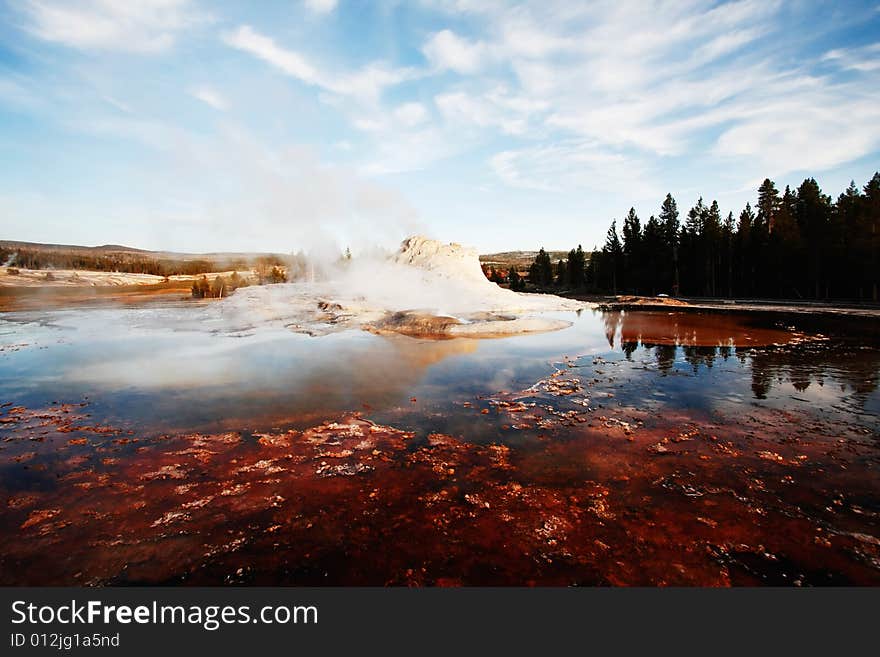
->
(1, 309), (878, 585)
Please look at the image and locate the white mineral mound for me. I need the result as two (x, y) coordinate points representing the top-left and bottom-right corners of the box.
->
(392, 236), (489, 285)
(217, 236), (587, 337)
(337, 236), (583, 316)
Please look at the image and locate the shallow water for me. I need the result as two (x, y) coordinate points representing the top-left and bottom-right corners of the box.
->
(0, 303), (878, 585)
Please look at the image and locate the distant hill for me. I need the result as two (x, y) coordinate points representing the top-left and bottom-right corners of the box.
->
(0, 240), (150, 254)
(0, 240), (285, 260)
(480, 250), (573, 270)
(0, 240), (290, 277)
(4, 239), (585, 275)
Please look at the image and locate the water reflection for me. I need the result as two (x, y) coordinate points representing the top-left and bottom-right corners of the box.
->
(602, 309), (796, 348)
(0, 306), (878, 436)
(598, 309), (880, 404)
(0, 320), (480, 432)
(748, 343), (880, 402)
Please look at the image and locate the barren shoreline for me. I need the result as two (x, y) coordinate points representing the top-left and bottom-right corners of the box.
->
(0, 267), (250, 288)
(0, 268), (253, 312)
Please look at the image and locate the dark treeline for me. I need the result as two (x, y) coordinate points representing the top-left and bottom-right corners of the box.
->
(527, 173), (879, 301)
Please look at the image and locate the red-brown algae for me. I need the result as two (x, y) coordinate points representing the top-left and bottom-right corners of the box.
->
(0, 389), (877, 586)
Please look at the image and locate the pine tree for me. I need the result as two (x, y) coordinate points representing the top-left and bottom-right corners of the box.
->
(703, 200), (722, 296)
(795, 178), (830, 298)
(679, 198), (706, 295)
(722, 211), (735, 297)
(622, 208), (642, 292)
(508, 268), (525, 291)
(861, 172), (880, 300)
(659, 194), (680, 295)
(602, 222), (622, 294)
(566, 245), (587, 289)
(833, 181), (863, 298)
(555, 259), (566, 286)
(642, 215), (664, 295)
(757, 178), (781, 233)
(528, 248), (554, 287)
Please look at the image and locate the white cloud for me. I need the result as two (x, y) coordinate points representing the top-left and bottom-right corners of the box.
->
(496, 20), (575, 59)
(823, 42), (880, 72)
(359, 125), (463, 175)
(714, 85), (880, 173)
(691, 27), (767, 64)
(189, 85), (227, 110)
(346, 105), (465, 174)
(222, 24), (414, 104)
(422, 29), (488, 73)
(304, 0), (338, 14)
(393, 102), (428, 127)
(435, 89), (537, 136)
(353, 117), (384, 133)
(222, 25), (318, 82)
(422, 0), (879, 184)
(490, 140), (656, 197)
(102, 95), (133, 113)
(21, 0), (206, 53)
(332, 64), (415, 104)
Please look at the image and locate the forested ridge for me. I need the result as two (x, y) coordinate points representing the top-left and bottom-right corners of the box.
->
(0, 246), (290, 279)
(524, 173), (880, 301)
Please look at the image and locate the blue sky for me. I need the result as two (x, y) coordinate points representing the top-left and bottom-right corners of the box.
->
(1, 0), (879, 254)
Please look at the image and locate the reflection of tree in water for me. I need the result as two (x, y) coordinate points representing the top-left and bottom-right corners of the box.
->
(637, 342), (678, 373)
(749, 362), (773, 399)
(790, 366), (812, 393)
(748, 345), (880, 401)
(599, 309), (880, 402)
(682, 345), (718, 371)
(649, 340), (880, 402)
(653, 344), (677, 373)
(602, 310), (623, 348)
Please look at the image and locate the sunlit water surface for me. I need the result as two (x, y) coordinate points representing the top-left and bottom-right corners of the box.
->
(1, 305), (877, 433)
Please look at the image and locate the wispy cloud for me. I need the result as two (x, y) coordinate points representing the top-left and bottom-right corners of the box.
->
(20, 0), (207, 53)
(222, 24), (415, 105)
(222, 25), (318, 81)
(490, 140), (655, 198)
(304, 0), (339, 15)
(823, 42), (880, 72)
(421, 0), (880, 186)
(189, 85), (227, 110)
(435, 87), (544, 136)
